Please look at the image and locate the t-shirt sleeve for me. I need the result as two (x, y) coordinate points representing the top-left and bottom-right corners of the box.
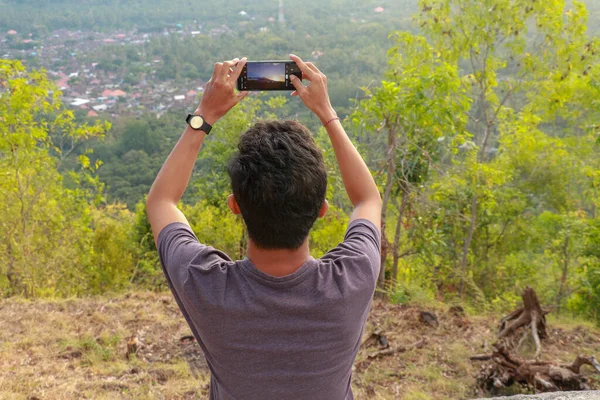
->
(320, 218), (381, 284)
(157, 222), (231, 295)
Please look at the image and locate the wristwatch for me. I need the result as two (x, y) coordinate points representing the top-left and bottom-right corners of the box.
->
(186, 114), (212, 134)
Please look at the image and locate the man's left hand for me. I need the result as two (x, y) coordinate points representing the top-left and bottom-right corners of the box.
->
(195, 57), (248, 125)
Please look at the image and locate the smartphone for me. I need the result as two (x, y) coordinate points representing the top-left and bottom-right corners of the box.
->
(237, 61), (302, 91)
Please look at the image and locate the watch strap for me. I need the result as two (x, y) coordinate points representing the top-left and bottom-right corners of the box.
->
(186, 113), (212, 134)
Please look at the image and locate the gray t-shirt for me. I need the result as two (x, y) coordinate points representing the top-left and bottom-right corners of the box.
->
(158, 219), (381, 400)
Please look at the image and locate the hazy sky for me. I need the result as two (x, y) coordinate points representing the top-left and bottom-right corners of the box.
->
(247, 62), (285, 82)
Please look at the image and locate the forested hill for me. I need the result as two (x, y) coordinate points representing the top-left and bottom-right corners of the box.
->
(0, 0), (416, 32)
(1, 0), (599, 34)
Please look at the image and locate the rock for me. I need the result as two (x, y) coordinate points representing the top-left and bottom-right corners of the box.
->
(480, 391), (600, 399)
(419, 311), (439, 328)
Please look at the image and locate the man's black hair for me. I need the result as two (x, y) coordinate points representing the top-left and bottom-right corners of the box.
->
(227, 120), (328, 249)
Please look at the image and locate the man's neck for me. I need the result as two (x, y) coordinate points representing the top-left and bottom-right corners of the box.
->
(246, 239), (311, 277)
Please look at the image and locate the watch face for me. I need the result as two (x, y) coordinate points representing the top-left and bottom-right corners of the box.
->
(190, 115), (204, 129)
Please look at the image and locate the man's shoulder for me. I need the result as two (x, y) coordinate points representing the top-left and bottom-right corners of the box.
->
(315, 219), (381, 286)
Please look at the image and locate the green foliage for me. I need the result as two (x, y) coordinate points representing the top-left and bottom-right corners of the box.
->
(309, 205), (349, 258)
(181, 201), (246, 260)
(389, 281), (436, 306)
(91, 114), (180, 209)
(346, 0), (600, 323)
(59, 333), (122, 366)
(87, 205), (138, 294)
(0, 59), (108, 297)
(129, 201), (164, 290)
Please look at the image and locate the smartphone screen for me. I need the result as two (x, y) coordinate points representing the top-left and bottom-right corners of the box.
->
(237, 61), (302, 91)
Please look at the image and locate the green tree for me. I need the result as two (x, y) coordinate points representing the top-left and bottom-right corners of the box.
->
(416, 0), (599, 299)
(0, 59), (108, 297)
(352, 32), (470, 292)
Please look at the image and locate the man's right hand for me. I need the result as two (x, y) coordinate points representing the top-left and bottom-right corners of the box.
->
(196, 57), (248, 125)
(289, 54), (338, 124)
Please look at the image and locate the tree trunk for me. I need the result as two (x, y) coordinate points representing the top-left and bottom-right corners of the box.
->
(459, 46), (493, 298)
(391, 187), (409, 288)
(377, 122), (397, 293)
(459, 193), (477, 297)
(5, 239), (16, 293)
(556, 235), (569, 316)
(497, 287), (548, 359)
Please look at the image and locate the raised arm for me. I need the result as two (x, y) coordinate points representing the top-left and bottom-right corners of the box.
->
(146, 58), (248, 244)
(289, 55), (381, 231)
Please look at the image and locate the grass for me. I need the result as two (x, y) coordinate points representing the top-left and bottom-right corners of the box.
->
(0, 292), (598, 399)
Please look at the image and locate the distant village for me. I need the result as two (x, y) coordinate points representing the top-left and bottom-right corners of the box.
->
(1, 26), (214, 119)
(0, 3), (388, 120)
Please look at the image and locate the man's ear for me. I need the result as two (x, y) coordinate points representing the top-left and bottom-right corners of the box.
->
(318, 200), (329, 218)
(227, 194), (241, 215)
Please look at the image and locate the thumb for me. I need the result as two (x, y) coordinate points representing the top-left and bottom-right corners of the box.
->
(290, 75), (306, 95)
(237, 91), (249, 101)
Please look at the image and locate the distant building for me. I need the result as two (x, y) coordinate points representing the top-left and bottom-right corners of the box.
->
(92, 104), (108, 112)
(56, 76), (70, 90)
(87, 110), (99, 117)
(70, 98), (91, 107)
(7, 30), (17, 35)
(101, 89), (126, 97)
(173, 95), (185, 101)
(374, 6), (385, 12)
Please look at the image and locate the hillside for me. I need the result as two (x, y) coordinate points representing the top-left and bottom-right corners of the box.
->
(1, 292), (598, 399)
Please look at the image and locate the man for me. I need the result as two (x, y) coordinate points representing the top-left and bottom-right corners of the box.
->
(146, 54), (382, 399)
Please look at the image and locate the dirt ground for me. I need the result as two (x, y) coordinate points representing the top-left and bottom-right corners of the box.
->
(0, 292), (598, 399)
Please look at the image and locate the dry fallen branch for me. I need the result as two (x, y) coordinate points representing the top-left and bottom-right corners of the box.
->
(367, 337), (426, 359)
(473, 344), (600, 394)
(470, 354), (493, 361)
(361, 329), (389, 350)
(564, 355), (600, 374)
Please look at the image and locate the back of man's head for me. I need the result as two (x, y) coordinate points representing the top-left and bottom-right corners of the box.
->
(227, 120), (327, 250)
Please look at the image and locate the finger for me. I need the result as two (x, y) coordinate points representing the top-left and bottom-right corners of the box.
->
(290, 75), (307, 95)
(221, 58), (239, 79)
(228, 57), (247, 83)
(221, 59), (237, 79)
(290, 54), (315, 80)
(212, 62), (223, 80)
(290, 90), (298, 96)
(236, 90), (249, 101)
(305, 62), (321, 75)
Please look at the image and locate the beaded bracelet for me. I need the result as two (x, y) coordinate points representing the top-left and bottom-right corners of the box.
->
(323, 117), (340, 127)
